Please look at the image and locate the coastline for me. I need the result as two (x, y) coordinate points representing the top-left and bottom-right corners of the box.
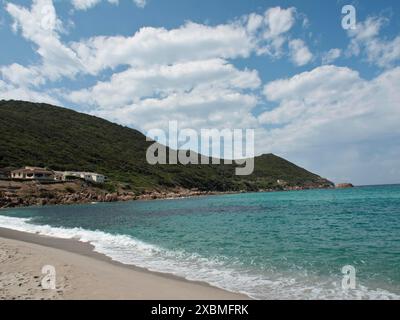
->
(0, 179), (243, 209)
(0, 227), (250, 300)
(0, 179), (335, 209)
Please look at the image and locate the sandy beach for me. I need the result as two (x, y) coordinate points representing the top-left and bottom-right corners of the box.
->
(0, 227), (249, 300)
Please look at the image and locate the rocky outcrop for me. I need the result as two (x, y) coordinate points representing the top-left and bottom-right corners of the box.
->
(0, 181), (220, 209)
(0, 179), (335, 209)
(336, 183), (354, 189)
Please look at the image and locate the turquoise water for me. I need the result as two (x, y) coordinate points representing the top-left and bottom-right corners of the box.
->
(1, 185), (400, 299)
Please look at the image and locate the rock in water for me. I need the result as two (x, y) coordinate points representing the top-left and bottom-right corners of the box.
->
(336, 183), (354, 189)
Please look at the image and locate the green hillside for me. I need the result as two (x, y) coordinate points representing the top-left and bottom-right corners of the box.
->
(0, 100), (333, 192)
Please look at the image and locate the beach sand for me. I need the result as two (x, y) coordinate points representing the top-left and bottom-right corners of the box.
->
(0, 228), (249, 300)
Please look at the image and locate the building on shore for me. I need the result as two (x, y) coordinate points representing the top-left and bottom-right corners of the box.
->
(9, 167), (106, 184)
(277, 179), (288, 186)
(11, 167), (54, 181)
(54, 171), (106, 184)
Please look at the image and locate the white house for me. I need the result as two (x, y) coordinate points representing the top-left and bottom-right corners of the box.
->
(55, 171), (106, 184)
(11, 167), (54, 181)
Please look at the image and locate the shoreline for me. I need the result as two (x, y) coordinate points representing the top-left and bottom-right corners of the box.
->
(0, 179), (335, 210)
(0, 227), (250, 300)
(0, 179), (234, 209)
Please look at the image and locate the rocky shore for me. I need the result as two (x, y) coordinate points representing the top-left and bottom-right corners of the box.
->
(0, 179), (334, 209)
(0, 180), (233, 209)
(335, 183), (354, 189)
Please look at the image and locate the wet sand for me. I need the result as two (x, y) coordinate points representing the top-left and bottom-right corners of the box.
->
(0, 227), (250, 300)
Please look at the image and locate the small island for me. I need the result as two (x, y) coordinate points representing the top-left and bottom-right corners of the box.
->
(336, 183), (354, 189)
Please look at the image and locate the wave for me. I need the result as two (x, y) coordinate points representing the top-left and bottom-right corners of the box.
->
(0, 214), (399, 300)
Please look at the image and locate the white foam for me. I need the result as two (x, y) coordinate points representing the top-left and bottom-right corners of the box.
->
(0, 214), (399, 300)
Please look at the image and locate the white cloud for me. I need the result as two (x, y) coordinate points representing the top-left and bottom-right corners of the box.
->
(264, 7), (296, 38)
(71, 0), (145, 11)
(3, 2), (306, 85)
(67, 59), (260, 109)
(322, 48), (341, 64)
(92, 86), (259, 134)
(347, 16), (400, 68)
(0, 1), (311, 132)
(246, 13), (264, 33)
(0, 79), (59, 105)
(7, 0), (64, 43)
(0, 64), (45, 87)
(65, 58), (261, 136)
(4, 0), (260, 85)
(58, 9), (273, 135)
(248, 6), (297, 57)
(133, 0), (146, 8)
(72, 0), (103, 10)
(264, 65), (360, 101)
(348, 16), (385, 43)
(258, 65), (400, 184)
(5, 0), (83, 82)
(288, 39), (313, 66)
(72, 21), (256, 74)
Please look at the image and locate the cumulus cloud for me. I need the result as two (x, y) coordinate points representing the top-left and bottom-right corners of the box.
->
(264, 6), (296, 38)
(3, 1), (284, 137)
(347, 16), (400, 68)
(92, 86), (259, 134)
(72, 21), (256, 74)
(65, 58), (261, 135)
(2, 2), (306, 85)
(61, 17), (266, 134)
(246, 7), (298, 57)
(72, 0), (114, 11)
(246, 13), (264, 33)
(133, 0), (146, 8)
(0, 0), (313, 131)
(0, 79), (59, 105)
(67, 59), (260, 109)
(322, 48), (341, 64)
(288, 39), (313, 66)
(0, 64), (45, 87)
(0, 0), (78, 106)
(71, 0), (145, 11)
(258, 65), (400, 184)
(5, 0), (83, 82)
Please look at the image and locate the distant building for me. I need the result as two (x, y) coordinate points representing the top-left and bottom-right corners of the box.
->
(54, 171), (106, 184)
(11, 167), (54, 181)
(277, 179), (288, 186)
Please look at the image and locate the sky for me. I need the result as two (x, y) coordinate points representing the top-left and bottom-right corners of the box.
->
(1, 0), (400, 185)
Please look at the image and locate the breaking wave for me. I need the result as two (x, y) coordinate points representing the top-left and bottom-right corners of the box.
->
(0, 215), (399, 300)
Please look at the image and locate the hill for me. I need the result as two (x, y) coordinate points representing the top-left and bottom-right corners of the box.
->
(0, 100), (333, 193)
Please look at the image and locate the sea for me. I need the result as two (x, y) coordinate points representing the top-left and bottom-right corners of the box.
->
(1, 185), (399, 300)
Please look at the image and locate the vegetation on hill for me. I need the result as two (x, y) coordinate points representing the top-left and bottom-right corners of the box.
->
(0, 100), (333, 193)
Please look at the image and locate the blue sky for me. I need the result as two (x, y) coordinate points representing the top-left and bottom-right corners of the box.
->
(1, 0), (400, 185)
